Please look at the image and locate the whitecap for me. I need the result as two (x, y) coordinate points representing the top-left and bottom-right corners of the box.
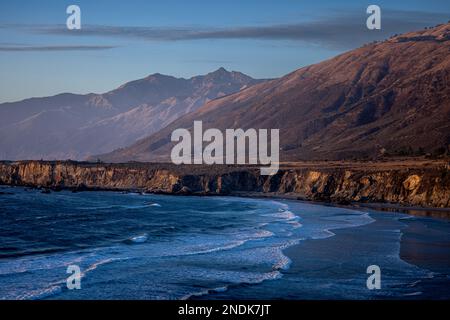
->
(126, 234), (148, 244)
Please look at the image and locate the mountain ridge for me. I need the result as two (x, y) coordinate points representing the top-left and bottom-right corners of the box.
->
(0, 68), (265, 160)
(96, 22), (450, 163)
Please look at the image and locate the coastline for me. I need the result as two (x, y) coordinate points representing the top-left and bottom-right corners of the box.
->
(2, 183), (449, 220)
(0, 159), (449, 216)
(229, 191), (450, 219)
(1, 186), (449, 299)
(192, 202), (450, 300)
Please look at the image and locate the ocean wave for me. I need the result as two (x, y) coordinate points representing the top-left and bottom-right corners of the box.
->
(177, 201), (305, 300)
(0, 192), (385, 300)
(125, 234), (148, 244)
(76, 203), (161, 211)
(181, 269), (284, 301)
(181, 285), (229, 300)
(15, 284), (63, 300)
(403, 291), (423, 296)
(145, 202), (162, 207)
(3, 256), (122, 300)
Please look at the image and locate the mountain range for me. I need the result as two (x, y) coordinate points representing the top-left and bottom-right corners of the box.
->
(1, 23), (450, 163)
(96, 22), (450, 163)
(0, 68), (264, 160)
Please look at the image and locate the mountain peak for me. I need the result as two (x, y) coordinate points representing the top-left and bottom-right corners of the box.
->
(213, 67), (228, 73)
(144, 72), (176, 81)
(207, 67), (231, 77)
(96, 21), (450, 163)
(203, 67), (256, 83)
(0, 65), (267, 161)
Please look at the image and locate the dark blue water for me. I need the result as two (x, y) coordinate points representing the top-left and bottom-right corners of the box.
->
(0, 186), (448, 300)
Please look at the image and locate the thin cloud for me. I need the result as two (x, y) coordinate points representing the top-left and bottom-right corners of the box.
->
(39, 10), (450, 49)
(2, 9), (449, 49)
(0, 45), (117, 52)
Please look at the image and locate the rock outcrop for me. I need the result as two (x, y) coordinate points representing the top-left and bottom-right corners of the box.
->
(0, 160), (448, 208)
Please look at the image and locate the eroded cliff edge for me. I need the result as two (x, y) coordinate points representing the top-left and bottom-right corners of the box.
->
(0, 160), (449, 208)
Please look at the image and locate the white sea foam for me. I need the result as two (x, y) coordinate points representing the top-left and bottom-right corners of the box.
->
(4, 256), (122, 300)
(0, 194), (386, 300)
(147, 203), (162, 207)
(127, 234), (148, 244)
(15, 284), (63, 301)
(403, 291), (423, 296)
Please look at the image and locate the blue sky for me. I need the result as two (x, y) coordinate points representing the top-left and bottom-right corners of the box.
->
(1, 0), (449, 102)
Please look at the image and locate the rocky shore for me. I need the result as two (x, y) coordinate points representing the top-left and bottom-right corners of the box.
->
(0, 160), (449, 209)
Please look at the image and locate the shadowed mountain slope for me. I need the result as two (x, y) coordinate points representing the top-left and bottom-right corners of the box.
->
(97, 23), (450, 163)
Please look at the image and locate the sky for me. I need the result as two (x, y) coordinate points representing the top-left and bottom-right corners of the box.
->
(0, 0), (449, 103)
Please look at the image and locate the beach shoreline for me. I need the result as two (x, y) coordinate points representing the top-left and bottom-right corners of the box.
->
(192, 202), (450, 300)
(3, 182), (449, 220)
(228, 191), (450, 219)
(1, 186), (449, 300)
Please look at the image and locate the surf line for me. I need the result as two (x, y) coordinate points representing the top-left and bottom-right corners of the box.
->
(171, 121), (280, 175)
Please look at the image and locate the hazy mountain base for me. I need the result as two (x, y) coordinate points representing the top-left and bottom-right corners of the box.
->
(0, 68), (264, 160)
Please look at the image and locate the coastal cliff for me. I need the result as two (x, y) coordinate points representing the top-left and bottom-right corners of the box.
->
(0, 160), (449, 208)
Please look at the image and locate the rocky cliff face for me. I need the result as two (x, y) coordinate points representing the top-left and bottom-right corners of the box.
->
(0, 161), (448, 208)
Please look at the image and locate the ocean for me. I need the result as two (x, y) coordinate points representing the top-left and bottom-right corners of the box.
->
(0, 186), (449, 300)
